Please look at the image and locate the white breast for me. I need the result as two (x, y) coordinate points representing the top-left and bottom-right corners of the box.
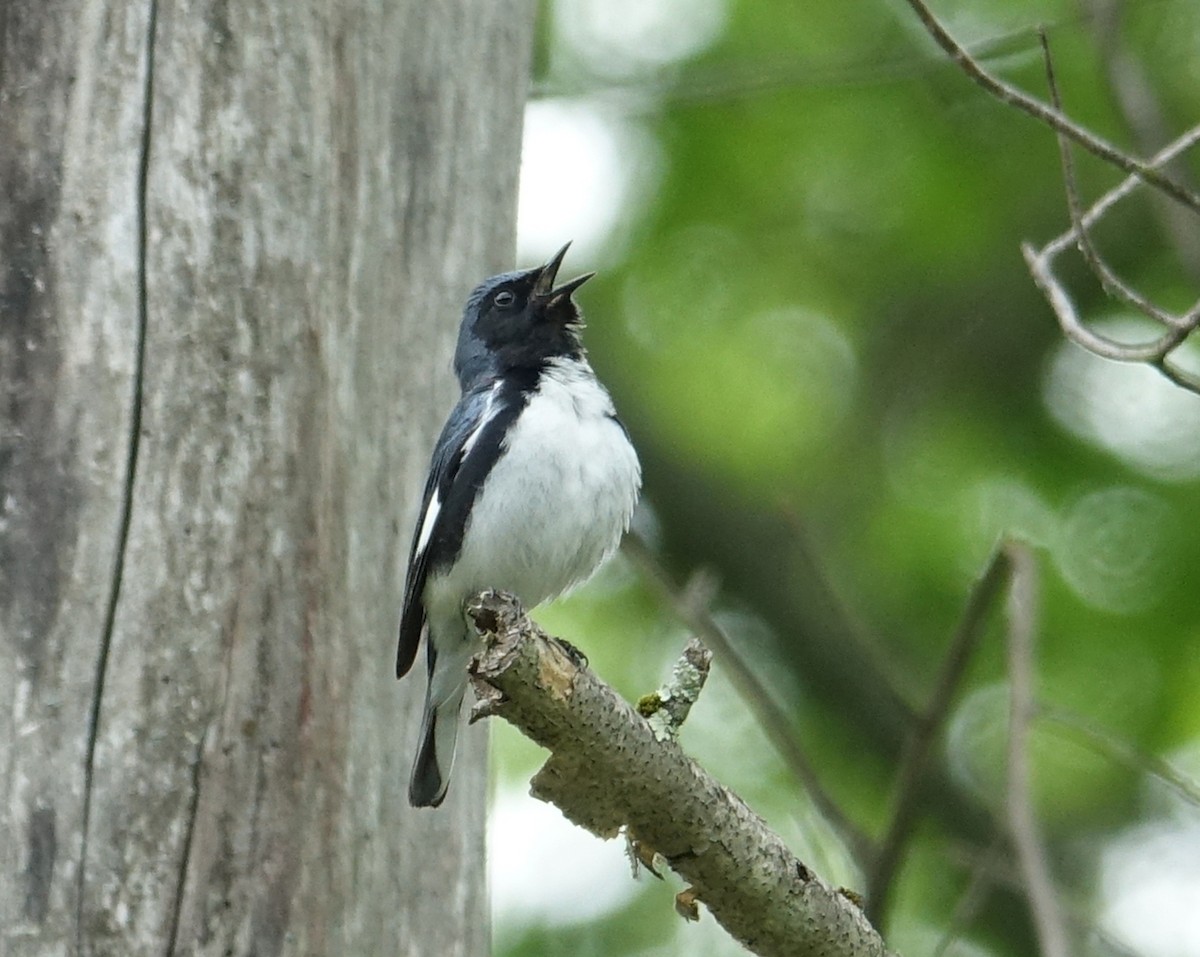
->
(425, 357), (641, 621)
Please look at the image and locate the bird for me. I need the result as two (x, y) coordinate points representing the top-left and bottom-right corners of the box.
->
(396, 243), (641, 808)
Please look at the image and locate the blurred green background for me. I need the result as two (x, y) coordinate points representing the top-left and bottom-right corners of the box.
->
(491, 1), (1200, 955)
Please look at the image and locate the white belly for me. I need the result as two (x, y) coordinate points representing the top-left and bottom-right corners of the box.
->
(425, 359), (641, 622)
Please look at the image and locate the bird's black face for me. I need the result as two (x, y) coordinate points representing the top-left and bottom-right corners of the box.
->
(459, 244), (594, 376)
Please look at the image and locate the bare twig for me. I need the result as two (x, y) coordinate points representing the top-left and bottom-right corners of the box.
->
(1040, 29), (1200, 370)
(1001, 32), (1200, 394)
(1081, 0), (1200, 281)
(906, 0), (1200, 392)
(1041, 124), (1200, 260)
(932, 838), (1006, 957)
(621, 534), (875, 866)
(1038, 706), (1200, 808)
(866, 546), (1013, 924)
(1022, 244), (1195, 358)
(534, 17), (1074, 109)
(901, 0), (1200, 213)
(941, 839), (1144, 957)
(1004, 543), (1071, 957)
(466, 590), (897, 957)
(1023, 223), (1200, 394)
(1039, 30), (1194, 333)
(1152, 347), (1200, 393)
(1024, 98), (1200, 395)
(641, 637), (713, 741)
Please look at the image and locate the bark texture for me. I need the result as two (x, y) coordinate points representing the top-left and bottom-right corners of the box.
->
(468, 592), (898, 957)
(0, 1), (532, 953)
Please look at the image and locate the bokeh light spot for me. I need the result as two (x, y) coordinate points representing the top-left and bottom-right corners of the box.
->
(947, 684), (1009, 805)
(1053, 486), (1174, 615)
(489, 787), (639, 930)
(1101, 817), (1200, 957)
(517, 100), (662, 264)
(1044, 317), (1200, 481)
(553, 0), (727, 80)
(969, 478), (1059, 554)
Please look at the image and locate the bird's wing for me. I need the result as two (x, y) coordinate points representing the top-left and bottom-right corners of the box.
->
(396, 380), (517, 677)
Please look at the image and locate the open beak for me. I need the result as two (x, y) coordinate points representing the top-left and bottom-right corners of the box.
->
(533, 242), (594, 306)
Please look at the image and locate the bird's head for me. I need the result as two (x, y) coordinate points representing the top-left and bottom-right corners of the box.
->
(454, 243), (594, 386)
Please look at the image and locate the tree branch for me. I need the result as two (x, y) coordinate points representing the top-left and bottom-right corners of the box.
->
(905, 0), (1200, 393)
(867, 546), (1013, 924)
(621, 534), (875, 867)
(467, 591), (897, 957)
(1003, 544), (1070, 957)
(639, 636), (712, 742)
(1081, 0), (1200, 282)
(900, 0), (1200, 213)
(933, 838), (1007, 957)
(1038, 707), (1200, 809)
(1027, 31), (1200, 395)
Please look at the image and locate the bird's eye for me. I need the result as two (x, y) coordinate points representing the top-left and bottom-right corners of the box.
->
(493, 290), (515, 308)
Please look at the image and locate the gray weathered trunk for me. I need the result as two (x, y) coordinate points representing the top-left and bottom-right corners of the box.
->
(0, 1), (531, 953)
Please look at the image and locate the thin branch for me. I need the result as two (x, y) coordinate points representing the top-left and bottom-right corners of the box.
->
(1152, 354), (1200, 394)
(1023, 240), (1200, 394)
(533, 15), (1087, 110)
(932, 838), (1006, 957)
(901, 0), (1200, 213)
(1023, 213), (1200, 393)
(1038, 706), (1200, 808)
(466, 591), (897, 957)
(1004, 543), (1070, 957)
(1081, 0), (1200, 282)
(621, 534), (875, 867)
(866, 546), (1013, 924)
(1040, 30), (1194, 333)
(1022, 241), (1197, 360)
(941, 839), (1144, 957)
(1017, 35), (1200, 394)
(1041, 124), (1200, 259)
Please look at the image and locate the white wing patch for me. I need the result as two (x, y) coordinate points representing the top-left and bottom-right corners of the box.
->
(461, 382), (502, 459)
(415, 489), (442, 556)
(415, 381), (501, 561)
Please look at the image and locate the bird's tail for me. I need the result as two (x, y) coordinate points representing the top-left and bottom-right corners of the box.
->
(408, 680), (464, 808)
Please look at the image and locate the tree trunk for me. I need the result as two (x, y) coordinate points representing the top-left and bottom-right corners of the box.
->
(0, 1), (531, 954)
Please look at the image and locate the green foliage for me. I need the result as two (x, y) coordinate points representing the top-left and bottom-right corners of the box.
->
(496, 0), (1200, 954)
